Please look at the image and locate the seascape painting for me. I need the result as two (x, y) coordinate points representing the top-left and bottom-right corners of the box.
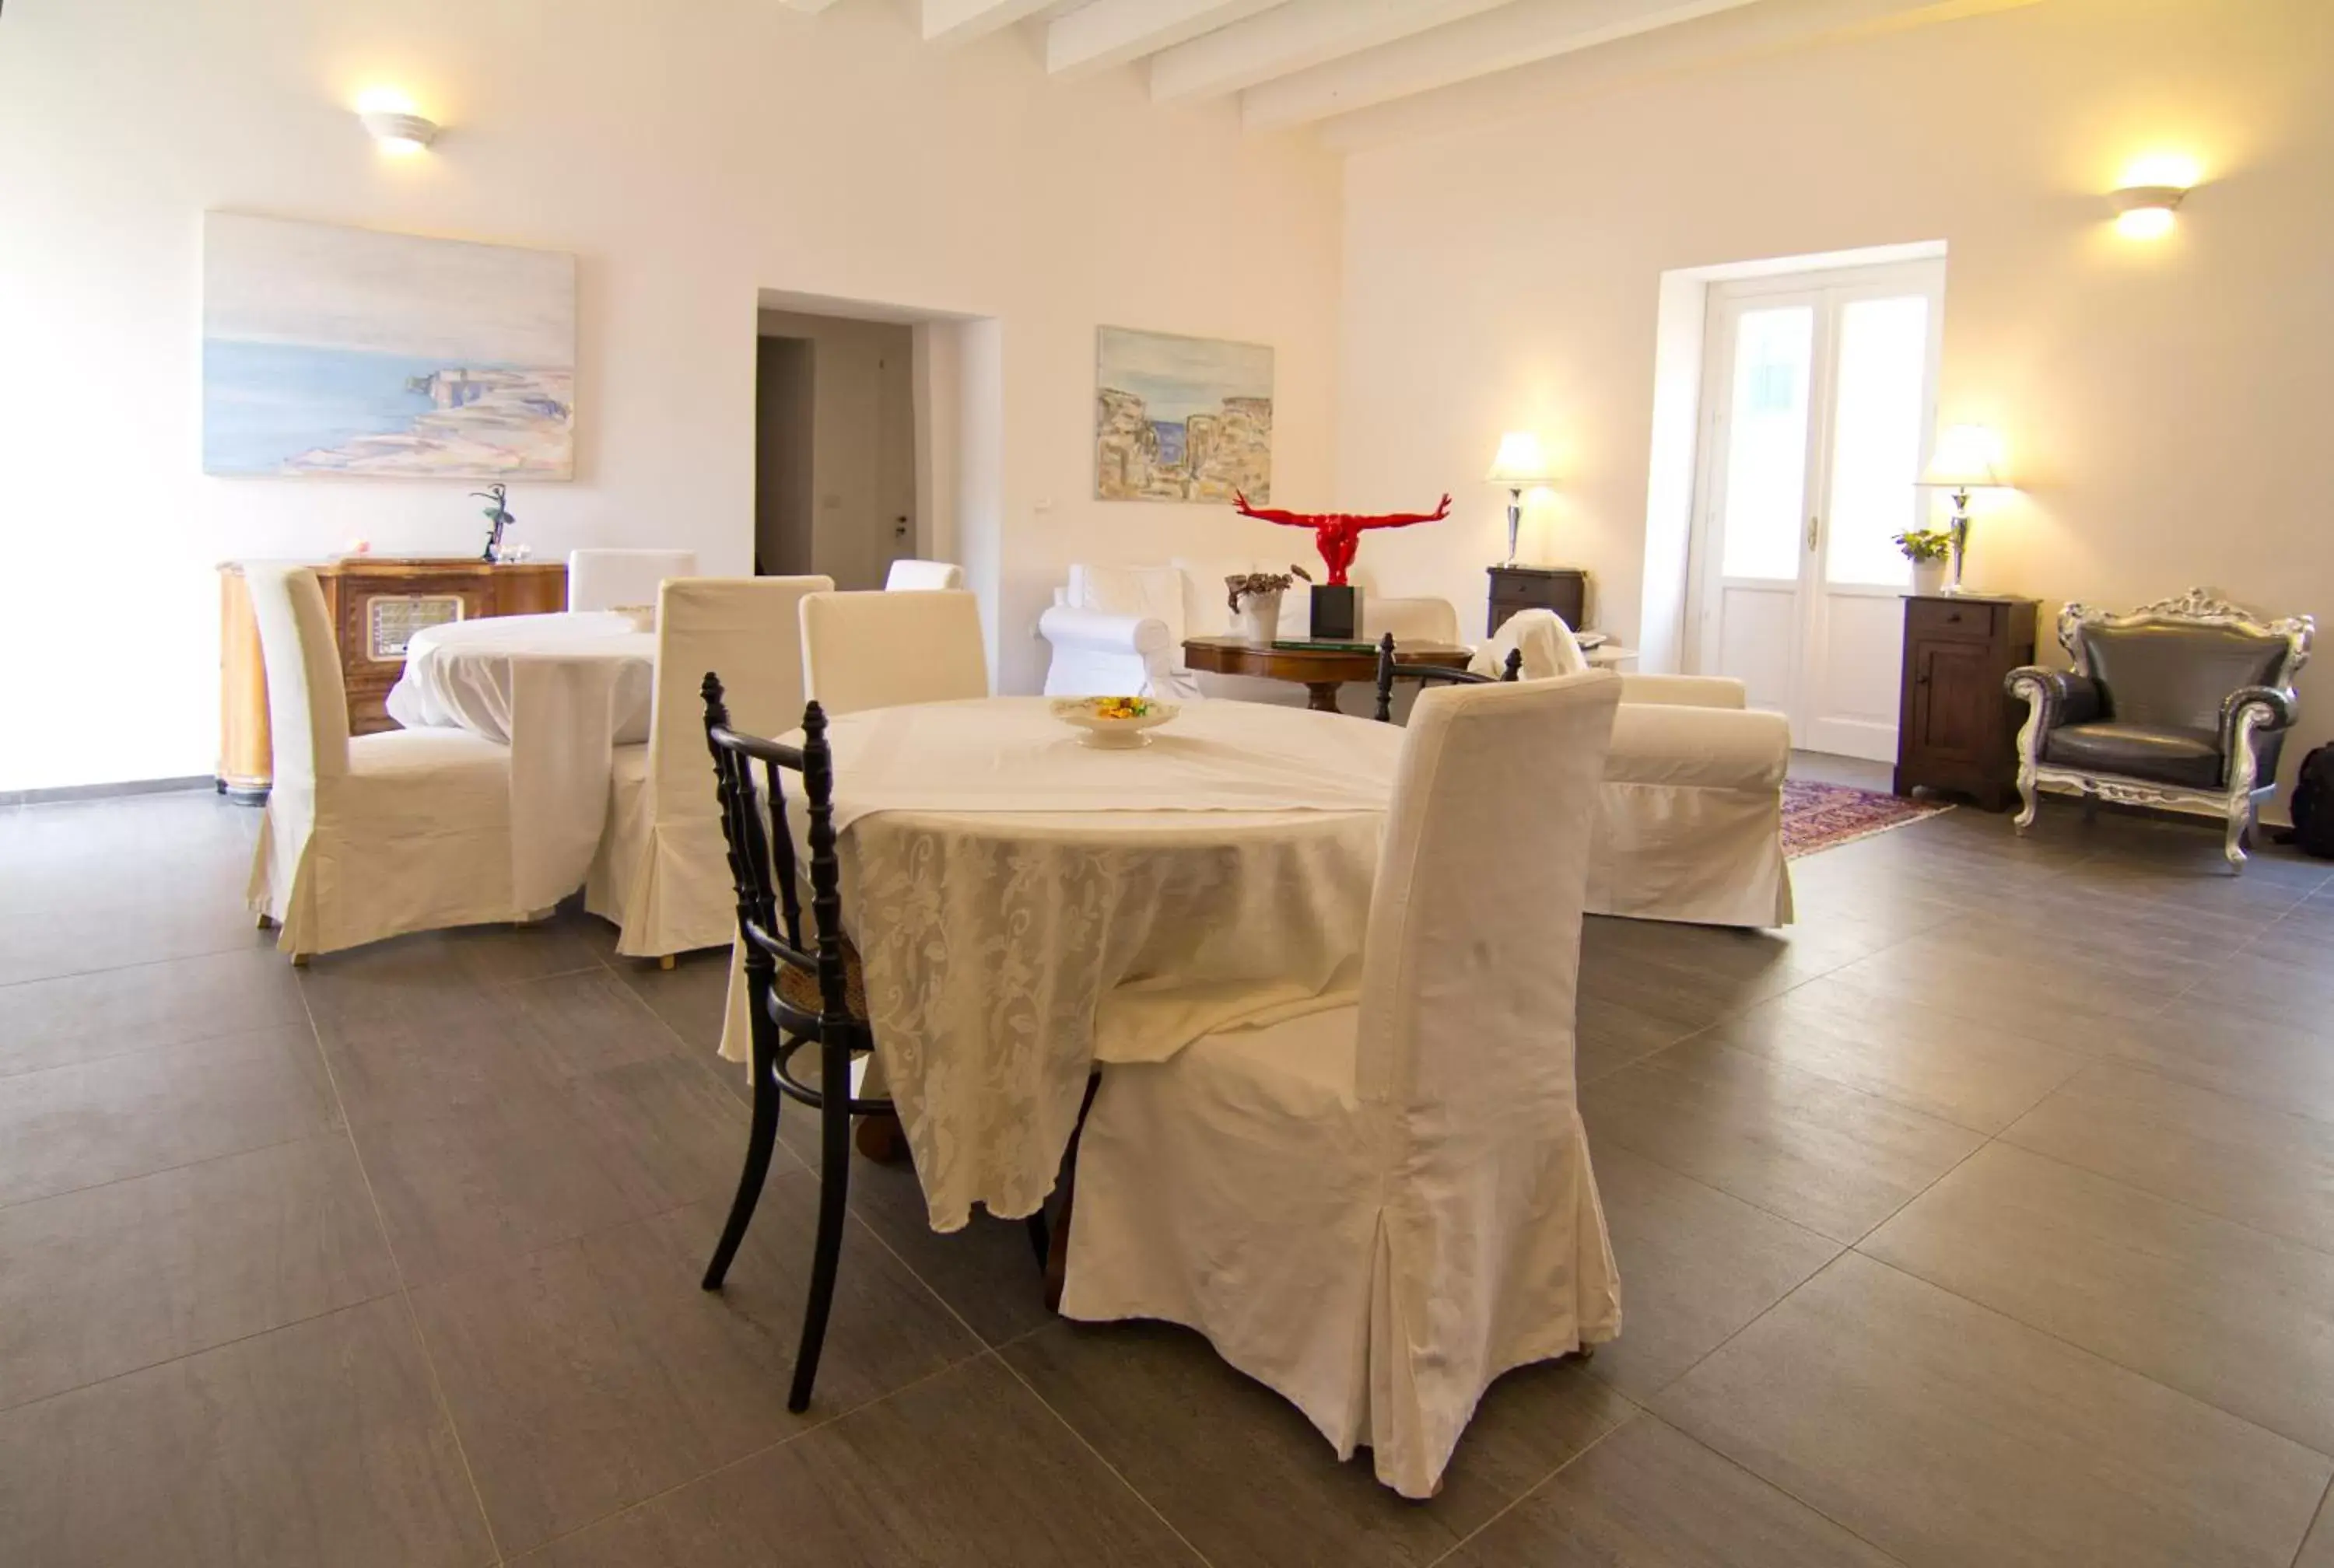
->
(202, 214), (575, 478)
(1095, 326), (1271, 503)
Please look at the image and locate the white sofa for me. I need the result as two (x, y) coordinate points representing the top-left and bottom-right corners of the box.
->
(1476, 610), (1794, 927)
(1039, 560), (1460, 702)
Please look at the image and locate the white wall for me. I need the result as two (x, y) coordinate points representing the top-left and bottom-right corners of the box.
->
(1338, 0), (2334, 792)
(0, 0), (1343, 790)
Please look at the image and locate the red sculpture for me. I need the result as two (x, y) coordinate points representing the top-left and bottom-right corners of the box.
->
(1232, 492), (1453, 586)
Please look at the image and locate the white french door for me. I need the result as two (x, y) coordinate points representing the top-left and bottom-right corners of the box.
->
(1687, 261), (1945, 759)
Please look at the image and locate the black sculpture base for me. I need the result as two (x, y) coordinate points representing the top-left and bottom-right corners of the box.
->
(1310, 584), (1362, 642)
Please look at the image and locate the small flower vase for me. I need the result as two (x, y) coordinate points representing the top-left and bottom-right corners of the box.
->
(1232, 590), (1283, 647)
(1912, 558), (1950, 597)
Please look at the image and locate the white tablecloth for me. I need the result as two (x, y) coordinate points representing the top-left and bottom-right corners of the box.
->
(386, 611), (656, 910)
(719, 696), (1405, 1232)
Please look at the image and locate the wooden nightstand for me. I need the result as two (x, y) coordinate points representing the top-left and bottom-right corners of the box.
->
(1894, 593), (2039, 811)
(1487, 565), (1586, 637)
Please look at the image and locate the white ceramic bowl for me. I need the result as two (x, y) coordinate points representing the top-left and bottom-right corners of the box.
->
(1050, 696), (1180, 748)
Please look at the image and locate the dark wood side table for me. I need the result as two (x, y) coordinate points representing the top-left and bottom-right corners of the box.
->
(1488, 565), (1586, 636)
(1181, 636), (1474, 714)
(1894, 593), (2039, 811)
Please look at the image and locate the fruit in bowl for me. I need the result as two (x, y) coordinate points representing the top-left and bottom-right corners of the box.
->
(1050, 695), (1181, 748)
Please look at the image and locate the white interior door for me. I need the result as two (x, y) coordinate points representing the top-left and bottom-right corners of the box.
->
(1687, 262), (1944, 760)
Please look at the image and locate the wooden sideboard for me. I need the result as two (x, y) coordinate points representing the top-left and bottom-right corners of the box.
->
(217, 558), (567, 803)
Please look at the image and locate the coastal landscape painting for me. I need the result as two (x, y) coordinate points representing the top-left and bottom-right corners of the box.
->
(1095, 326), (1271, 503)
(202, 214), (575, 478)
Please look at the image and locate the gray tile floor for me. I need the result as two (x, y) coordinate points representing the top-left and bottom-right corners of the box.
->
(5, 775), (2334, 1566)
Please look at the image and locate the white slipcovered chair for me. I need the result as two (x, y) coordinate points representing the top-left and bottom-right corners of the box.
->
(244, 565), (520, 961)
(1474, 610), (1793, 927)
(1039, 559), (1459, 702)
(884, 558), (965, 591)
(585, 575), (832, 961)
(1064, 672), (1626, 1499)
(568, 548), (699, 612)
(1470, 609), (1588, 679)
(800, 588), (989, 716)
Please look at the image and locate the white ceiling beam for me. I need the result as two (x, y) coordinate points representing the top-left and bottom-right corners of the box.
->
(1048, 0), (1287, 79)
(1242, 0), (1765, 130)
(921, 0), (1057, 46)
(775, 0), (850, 13)
(1148, 0), (1517, 103)
(1315, 0), (2028, 149)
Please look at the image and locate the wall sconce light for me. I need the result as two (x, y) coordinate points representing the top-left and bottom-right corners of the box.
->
(356, 88), (438, 155)
(2108, 154), (2198, 240)
(1484, 431), (1556, 566)
(2109, 185), (2184, 240)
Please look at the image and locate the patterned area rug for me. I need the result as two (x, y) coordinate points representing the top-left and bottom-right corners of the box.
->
(1782, 779), (1953, 859)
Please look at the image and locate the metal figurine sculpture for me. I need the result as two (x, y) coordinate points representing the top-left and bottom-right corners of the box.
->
(1232, 491), (1453, 586)
(474, 484), (516, 562)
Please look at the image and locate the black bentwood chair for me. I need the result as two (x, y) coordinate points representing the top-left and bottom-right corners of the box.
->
(698, 673), (893, 1412)
(1372, 632), (1522, 723)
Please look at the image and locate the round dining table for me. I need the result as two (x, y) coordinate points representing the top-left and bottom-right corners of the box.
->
(386, 610), (657, 743)
(385, 610), (657, 912)
(717, 695), (1406, 1233)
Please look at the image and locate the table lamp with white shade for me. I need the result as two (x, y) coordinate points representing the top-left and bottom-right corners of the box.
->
(1916, 425), (2012, 594)
(1485, 432), (1556, 566)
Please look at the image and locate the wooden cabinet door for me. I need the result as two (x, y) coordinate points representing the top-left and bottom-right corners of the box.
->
(1908, 639), (1994, 768)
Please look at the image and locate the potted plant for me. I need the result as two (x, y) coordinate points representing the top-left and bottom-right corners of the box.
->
(1226, 565), (1312, 646)
(1893, 527), (1954, 597)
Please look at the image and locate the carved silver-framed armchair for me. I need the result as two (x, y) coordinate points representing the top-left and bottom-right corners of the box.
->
(2006, 588), (2313, 868)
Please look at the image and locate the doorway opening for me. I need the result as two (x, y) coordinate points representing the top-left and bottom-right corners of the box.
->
(752, 288), (1003, 679)
(1676, 250), (1947, 761)
(755, 308), (920, 591)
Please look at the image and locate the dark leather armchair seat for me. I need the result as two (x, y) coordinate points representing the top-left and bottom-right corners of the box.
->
(2006, 589), (2311, 870)
(2043, 723), (2224, 788)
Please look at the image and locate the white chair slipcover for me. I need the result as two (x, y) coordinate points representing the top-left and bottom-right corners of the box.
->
(1064, 671), (1626, 1500)
(1471, 607), (1589, 679)
(1469, 610), (1792, 927)
(585, 575), (832, 958)
(883, 558), (965, 591)
(799, 588), (989, 716)
(244, 565), (520, 958)
(567, 548), (699, 612)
